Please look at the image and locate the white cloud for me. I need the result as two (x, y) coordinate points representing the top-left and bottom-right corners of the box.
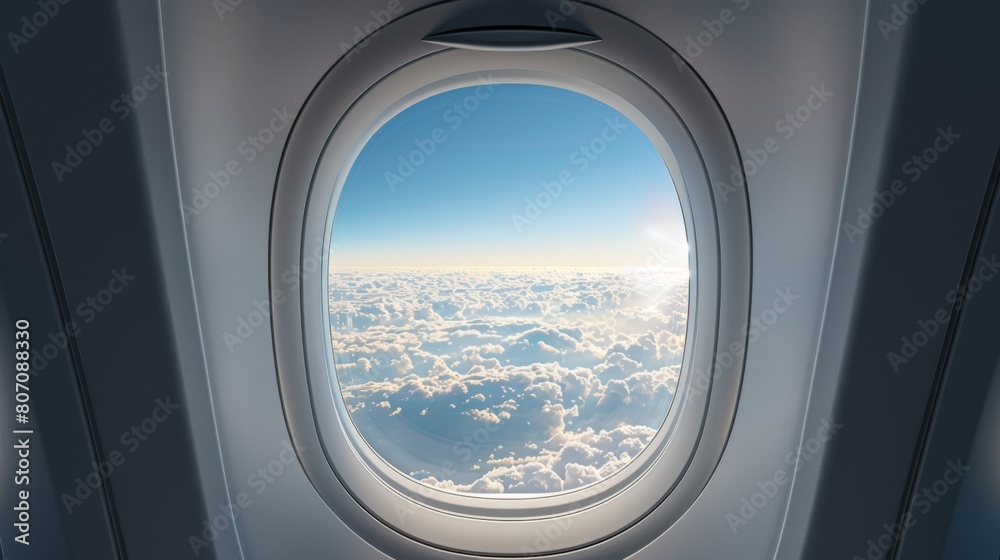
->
(331, 267), (688, 494)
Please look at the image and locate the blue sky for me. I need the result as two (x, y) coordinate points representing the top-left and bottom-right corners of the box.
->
(330, 84), (686, 268)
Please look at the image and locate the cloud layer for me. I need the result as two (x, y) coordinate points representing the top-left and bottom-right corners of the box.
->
(330, 267), (688, 494)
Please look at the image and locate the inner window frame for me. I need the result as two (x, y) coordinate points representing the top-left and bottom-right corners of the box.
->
(327, 81), (692, 501)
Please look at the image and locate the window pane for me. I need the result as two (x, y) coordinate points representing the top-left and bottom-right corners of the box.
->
(329, 84), (688, 495)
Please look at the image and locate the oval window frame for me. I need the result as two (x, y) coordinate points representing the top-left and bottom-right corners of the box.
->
(270, 3), (751, 558)
(328, 77), (693, 504)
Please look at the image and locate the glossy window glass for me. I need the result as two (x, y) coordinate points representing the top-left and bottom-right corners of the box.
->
(328, 84), (689, 495)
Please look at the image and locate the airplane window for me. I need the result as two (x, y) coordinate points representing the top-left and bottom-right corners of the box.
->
(272, 7), (749, 554)
(328, 84), (690, 495)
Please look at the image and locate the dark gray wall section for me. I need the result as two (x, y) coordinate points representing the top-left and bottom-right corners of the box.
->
(799, 1), (1000, 559)
(895, 153), (1000, 559)
(0, 75), (119, 560)
(0, 0), (239, 559)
